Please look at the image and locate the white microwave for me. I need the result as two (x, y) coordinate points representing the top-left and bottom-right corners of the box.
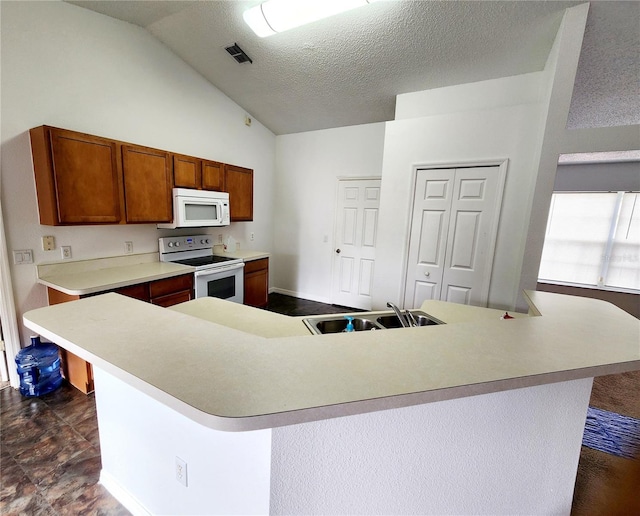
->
(157, 188), (230, 229)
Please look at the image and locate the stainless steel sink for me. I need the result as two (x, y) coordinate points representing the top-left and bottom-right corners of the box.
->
(303, 310), (444, 335)
(376, 314), (441, 328)
(313, 317), (380, 334)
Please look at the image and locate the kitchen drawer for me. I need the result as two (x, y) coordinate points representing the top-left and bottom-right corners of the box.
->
(244, 258), (268, 274)
(149, 274), (193, 299)
(151, 290), (192, 307)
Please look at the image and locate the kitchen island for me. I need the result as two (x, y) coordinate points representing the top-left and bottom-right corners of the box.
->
(23, 292), (639, 515)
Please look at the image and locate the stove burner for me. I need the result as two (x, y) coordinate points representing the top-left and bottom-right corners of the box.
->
(174, 255), (238, 268)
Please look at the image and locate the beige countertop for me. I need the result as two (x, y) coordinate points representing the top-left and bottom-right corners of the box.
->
(23, 291), (640, 432)
(170, 297), (310, 338)
(36, 253), (194, 295)
(213, 249), (270, 261)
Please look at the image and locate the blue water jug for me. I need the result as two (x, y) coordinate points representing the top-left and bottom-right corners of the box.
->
(15, 335), (63, 397)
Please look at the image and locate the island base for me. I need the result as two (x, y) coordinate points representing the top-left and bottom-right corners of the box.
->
(94, 367), (593, 515)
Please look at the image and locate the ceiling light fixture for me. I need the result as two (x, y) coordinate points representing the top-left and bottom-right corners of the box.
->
(243, 0), (376, 38)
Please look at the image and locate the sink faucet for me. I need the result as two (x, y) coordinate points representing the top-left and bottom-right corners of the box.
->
(387, 302), (410, 328)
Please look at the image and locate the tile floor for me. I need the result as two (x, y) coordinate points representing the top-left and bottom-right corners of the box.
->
(0, 293), (356, 515)
(0, 384), (129, 515)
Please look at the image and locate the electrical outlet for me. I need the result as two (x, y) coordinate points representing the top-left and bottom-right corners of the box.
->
(61, 246), (72, 260)
(175, 456), (188, 487)
(125, 241), (133, 254)
(217, 234), (223, 243)
(42, 236), (55, 251)
(250, 232), (254, 241)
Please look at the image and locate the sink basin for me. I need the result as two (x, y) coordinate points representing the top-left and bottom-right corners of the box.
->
(313, 317), (380, 334)
(303, 310), (444, 335)
(376, 314), (441, 329)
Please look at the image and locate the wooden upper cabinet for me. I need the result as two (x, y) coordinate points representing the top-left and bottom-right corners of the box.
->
(173, 154), (224, 191)
(202, 160), (224, 191)
(30, 126), (124, 225)
(122, 144), (173, 223)
(30, 125), (239, 226)
(173, 154), (200, 189)
(224, 164), (253, 221)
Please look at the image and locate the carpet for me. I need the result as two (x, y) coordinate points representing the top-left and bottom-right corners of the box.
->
(582, 405), (640, 459)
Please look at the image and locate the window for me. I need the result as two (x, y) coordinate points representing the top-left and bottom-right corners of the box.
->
(538, 192), (640, 292)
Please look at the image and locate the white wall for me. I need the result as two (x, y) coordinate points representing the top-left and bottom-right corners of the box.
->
(517, 3), (590, 310)
(95, 367), (272, 516)
(273, 378), (594, 515)
(374, 84), (545, 311)
(273, 123), (385, 303)
(1, 1), (276, 343)
(374, 4), (590, 312)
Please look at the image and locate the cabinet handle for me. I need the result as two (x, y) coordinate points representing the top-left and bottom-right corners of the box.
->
(424, 272), (430, 277)
(336, 249), (341, 254)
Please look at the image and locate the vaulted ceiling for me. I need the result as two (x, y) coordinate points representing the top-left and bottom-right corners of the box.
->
(66, 0), (639, 135)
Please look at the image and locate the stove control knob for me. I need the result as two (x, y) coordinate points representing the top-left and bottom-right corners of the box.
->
(201, 239), (210, 244)
(175, 242), (180, 247)
(168, 242), (174, 248)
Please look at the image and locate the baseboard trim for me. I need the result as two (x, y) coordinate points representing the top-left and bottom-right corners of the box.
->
(100, 469), (151, 516)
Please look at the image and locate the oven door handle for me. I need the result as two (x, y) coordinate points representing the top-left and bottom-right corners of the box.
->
(194, 262), (245, 276)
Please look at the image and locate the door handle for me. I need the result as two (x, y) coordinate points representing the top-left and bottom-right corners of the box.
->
(336, 249), (341, 254)
(424, 271), (430, 277)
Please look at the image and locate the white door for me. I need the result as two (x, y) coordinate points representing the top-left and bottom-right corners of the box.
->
(404, 166), (504, 308)
(332, 179), (381, 309)
(403, 169), (455, 307)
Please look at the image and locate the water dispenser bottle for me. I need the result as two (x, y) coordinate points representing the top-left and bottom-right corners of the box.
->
(15, 335), (63, 397)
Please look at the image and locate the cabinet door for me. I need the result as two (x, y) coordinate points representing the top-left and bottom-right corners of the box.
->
(224, 164), (253, 221)
(34, 127), (123, 225)
(122, 144), (173, 223)
(244, 258), (268, 307)
(202, 160), (224, 191)
(115, 283), (150, 302)
(173, 154), (201, 189)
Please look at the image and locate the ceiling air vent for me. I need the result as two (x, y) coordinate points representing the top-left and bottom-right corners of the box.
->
(225, 43), (253, 64)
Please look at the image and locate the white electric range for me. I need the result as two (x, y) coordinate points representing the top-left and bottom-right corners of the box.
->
(159, 235), (244, 303)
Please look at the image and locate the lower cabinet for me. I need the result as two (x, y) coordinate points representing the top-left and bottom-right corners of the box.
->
(47, 273), (193, 393)
(149, 274), (194, 307)
(244, 258), (269, 308)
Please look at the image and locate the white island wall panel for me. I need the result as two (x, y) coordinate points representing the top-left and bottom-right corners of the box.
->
(94, 364), (592, 515)
(94, 367), (272, 516)
(271, 377), (593, 515)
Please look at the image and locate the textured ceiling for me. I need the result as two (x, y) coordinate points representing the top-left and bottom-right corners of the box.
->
(66, 0), (639, 136)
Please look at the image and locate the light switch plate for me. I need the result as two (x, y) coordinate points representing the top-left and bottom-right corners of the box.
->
(13, 250), (33, 265)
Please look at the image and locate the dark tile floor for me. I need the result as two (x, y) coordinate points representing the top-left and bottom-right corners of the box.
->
(264, 292), (363, 316)
(0, 293), (353, 515)
(0, 383), (129, 515)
